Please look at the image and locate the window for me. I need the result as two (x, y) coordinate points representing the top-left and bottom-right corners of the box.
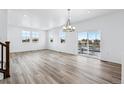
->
(32, 32), (39, 42)
(21, 31), (40, 43)
(78, 32), (101, 57)
(49, 32), (54, 43)
(59, 31), (66, 43)
(22, 31), (30, 43)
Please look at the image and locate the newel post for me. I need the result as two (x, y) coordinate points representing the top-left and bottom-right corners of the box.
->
(5, 41), (10, 78)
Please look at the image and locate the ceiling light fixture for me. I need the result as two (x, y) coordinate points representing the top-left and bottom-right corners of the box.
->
(88, 11), (90, 13)
(24, 15), (27, 17)
(63, 9), (75, 32)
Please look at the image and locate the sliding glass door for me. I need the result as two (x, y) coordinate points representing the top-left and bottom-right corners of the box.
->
(78, 32), (101, 58)
(78, 32), (88, 54)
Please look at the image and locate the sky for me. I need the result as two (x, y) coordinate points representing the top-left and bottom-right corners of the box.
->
(59, 31), (66, 39)
(78, 32), (101, 40)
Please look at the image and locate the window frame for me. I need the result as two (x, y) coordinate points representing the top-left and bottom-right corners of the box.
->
(59, 31), (66, 43)
(21, 31), (31, 43)
(31, 31), (40, 43)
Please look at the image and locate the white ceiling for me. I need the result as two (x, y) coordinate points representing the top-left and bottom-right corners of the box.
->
(8, 9), (123, 30)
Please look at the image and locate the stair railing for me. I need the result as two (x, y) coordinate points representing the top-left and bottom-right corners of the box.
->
(0, 41), (10, 79)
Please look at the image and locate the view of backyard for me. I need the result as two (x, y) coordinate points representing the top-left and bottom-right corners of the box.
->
(78, 32), (101, 57)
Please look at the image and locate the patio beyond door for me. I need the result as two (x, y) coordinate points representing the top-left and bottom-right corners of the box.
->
(78, 32), (101, 58)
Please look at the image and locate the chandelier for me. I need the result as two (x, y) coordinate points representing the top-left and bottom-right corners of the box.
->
(63, 9), (75, 32)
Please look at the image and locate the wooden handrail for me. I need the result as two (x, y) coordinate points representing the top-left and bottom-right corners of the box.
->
(0, 42), (7, 47)
(0, 41), (10, 79)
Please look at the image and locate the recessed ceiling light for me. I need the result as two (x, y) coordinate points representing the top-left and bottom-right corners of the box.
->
(88, 11), (90, 13)
(24, 15), (27, 17)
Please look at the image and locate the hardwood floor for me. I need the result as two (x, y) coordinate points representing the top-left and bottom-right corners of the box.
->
(0, 50), (121, 84)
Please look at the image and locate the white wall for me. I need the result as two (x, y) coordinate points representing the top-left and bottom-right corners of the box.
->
(122, 36), (124, 83)
(48, 12), (124, 64)
(7, 10), (47, 53)
(0, 9), (7, 42)
(122, 50), (124, 83)
(48, 27), (77, 54)
(75, 12), (124, 64)
(7, 25), (47, 53)
(0, 9), (8, 61)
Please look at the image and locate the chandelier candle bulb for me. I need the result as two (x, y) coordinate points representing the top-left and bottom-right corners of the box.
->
(63, 9), (76, 32)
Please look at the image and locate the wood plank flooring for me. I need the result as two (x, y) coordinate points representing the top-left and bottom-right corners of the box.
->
(0, 50), (121, 84)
